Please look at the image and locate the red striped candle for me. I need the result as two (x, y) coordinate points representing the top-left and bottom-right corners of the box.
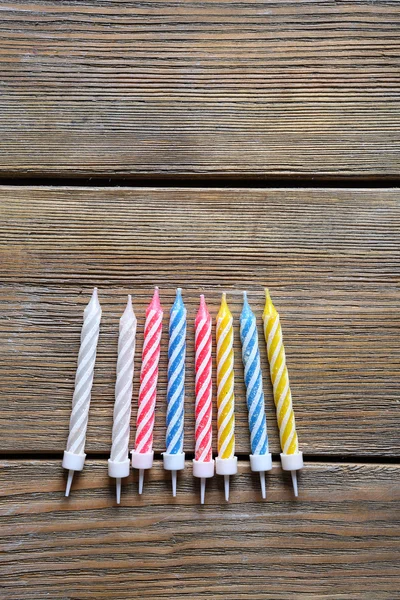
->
(131, 287), (163, 494)
(192, 294), (214, 504)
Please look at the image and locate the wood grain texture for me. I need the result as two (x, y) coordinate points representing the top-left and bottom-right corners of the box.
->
(1, 460), (399, 599)
(0, 1), (399, 179)
(0, 186), (399, 456)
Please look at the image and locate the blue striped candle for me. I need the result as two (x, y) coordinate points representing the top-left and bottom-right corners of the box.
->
(163, 288), (187, 496)
(240, 292), (272, 498)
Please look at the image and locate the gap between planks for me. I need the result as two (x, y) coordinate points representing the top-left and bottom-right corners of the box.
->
(1, 453), (400, 466)
(1, 175), (400, 188)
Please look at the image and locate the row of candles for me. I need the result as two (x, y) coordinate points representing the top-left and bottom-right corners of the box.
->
(63, 287), (303, 504)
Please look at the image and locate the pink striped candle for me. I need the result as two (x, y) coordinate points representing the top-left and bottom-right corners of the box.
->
(192, 294), (214, 504)
(131, 287), (163, 494)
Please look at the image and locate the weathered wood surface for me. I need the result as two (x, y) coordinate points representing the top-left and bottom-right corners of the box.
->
(1, 460), (399, 599)
(0, 187), (399, 456)
(0, 1), (399, 180)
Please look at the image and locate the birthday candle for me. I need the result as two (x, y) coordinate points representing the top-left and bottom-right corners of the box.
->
(262, 289), (303, 496)
(240, 292), (272, 498)
(163, 288), (186, 497)
(108, 295), (137, 504)
(215, 293), (237, 501)
(62, 288), (102, 496)
(192, 294), (214, 504)
(131, 287), (163, 494)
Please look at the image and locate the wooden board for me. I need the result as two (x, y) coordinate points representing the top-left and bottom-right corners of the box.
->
(0, 187), (399, 456)
(0, 1), (399, 180)
(1, 460), (399, 599)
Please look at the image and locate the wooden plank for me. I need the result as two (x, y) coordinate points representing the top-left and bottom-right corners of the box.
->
(0, 1), (399, 179)
(1, 460), (399, 599)
(0, 186), (399, 456)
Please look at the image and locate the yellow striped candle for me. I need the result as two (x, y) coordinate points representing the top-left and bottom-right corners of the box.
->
(215, 293), (238, 501)
(262, 289), (303, 496)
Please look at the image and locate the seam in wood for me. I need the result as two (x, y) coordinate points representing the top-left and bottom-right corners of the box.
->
(1, 452), (399, 465)
(1, 175), (400, 188)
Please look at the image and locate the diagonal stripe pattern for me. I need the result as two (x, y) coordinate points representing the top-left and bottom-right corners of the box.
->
(110, 296), (137, 463)
(134, 288), (163, 454)
(166, 289), (186, 455)
(66, 288), (102, 456)
(240, 293), (268, 456)
(194, 295), (213, 463)
(263, 289), (298, 455)
(216, 293), (235, 459)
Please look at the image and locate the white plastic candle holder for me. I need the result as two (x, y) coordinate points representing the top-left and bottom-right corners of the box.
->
(108, 458), (130, 504)
(249, 453), (272, 499)
(280, 451), (303, 497)
(162, 452), (185, 497)
(193, 459), (215, 505)
(62, 451), (86, 496)
(215, 456), (237, 502)
(131, 450), (154, 494)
